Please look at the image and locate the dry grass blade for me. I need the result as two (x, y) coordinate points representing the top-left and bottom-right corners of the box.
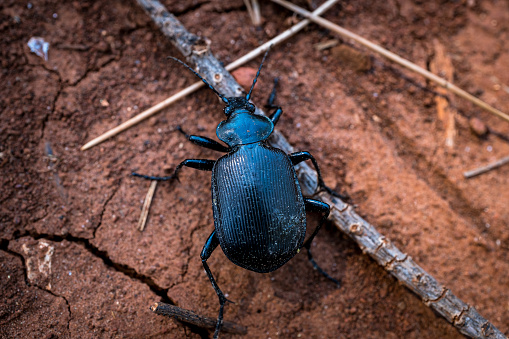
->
(243, 0), (261, 26)
(137, 180), (158, 231)
(272, 0), (509, 124)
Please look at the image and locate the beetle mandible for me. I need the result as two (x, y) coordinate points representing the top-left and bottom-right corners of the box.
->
(133, 50), (341, 338)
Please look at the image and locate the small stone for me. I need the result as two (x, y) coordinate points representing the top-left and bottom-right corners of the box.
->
(469, 117), (488, 137)
(347, 307), (357, 314)
(231, 67), (257, 91)
(96, 41), (110, 53)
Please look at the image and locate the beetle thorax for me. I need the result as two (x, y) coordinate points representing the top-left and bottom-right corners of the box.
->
(216, 111), (274, 147)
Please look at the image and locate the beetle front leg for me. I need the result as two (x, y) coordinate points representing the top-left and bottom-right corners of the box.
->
(269, 107), (283, 126)
(132, 159), (215, 181)
(302, 198), (341, 288)
(177, 126), (230, 153)
(201, 231), (233, 339)
(289, 151), (347, 199)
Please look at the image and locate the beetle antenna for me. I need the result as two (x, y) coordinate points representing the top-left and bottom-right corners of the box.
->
(168, 57), (229, 104)
(246, 47), (271, 101)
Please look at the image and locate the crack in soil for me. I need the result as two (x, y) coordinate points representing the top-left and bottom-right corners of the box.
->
(66, 50), (122, 88)
(37, 283), (72, 331)
(92, 181), (122, 239)
(63, 23), (154, 89)
(179, 216), (212, 284)
(40, 77), (63, 143)
(4, 230), (211, 337)
(16, 231), (174, 304)
(23, 42), (63, 143)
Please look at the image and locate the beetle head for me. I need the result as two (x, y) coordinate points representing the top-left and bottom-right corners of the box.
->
(169, 48), (273, 147)
(223, 97), (255, 116)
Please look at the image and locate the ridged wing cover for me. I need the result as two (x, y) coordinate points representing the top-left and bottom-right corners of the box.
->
(211, 143), (306, 273)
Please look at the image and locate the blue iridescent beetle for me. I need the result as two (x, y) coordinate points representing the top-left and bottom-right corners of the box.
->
(134, 50), (341, 338)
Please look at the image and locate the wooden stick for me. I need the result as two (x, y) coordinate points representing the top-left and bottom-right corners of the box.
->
(80, 0), (339, 151)
(137, 180), (158, 231)
(151, 302), (247, 335)
(272, 0), (509, 124)
(132, 2), (504, 337)
(464, 155), (509, 178)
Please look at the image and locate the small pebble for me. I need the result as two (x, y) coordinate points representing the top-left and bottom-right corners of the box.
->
(231, 67), (257, 91)
(469, 117), (488, 137)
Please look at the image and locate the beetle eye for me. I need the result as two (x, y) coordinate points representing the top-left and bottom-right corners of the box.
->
(247, 103), (255, 112)
(224, 106), (232, 116)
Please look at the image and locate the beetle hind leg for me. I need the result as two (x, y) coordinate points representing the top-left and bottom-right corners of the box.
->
(302, 198), (341, 288)
(306, 247), (341, 287)
(201, 231), (234, 339)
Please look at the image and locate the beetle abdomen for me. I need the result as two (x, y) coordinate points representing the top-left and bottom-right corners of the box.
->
(212, 143), (306, 273)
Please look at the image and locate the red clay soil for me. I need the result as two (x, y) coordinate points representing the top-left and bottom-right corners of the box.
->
(1, 0), (508, 338)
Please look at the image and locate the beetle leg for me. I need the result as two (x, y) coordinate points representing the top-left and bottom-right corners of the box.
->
(177, 126), (230, 152)
(201, 231), (233, 339)
(132, 159), (215, 181)
(302, 198), (341, 288)
(289, 151), (348, 199)
(265, 77), (283, 126)
(266, 77), (279, 107)
(269, 107), (283, 126)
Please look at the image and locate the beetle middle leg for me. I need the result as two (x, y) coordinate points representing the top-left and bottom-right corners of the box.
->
(201, 230), (233, 339)
(289, 151), (347, 199)
(302, 198), (341, 287)
(132, 159), (215, 181)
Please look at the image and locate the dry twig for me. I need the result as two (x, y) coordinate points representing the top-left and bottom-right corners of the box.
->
(272, 0), (509, 124)
(151, 302), (247, 335)
(106, 0), (505, 337)
(80, 0), (338, 151)
(464, 155), (509, 179)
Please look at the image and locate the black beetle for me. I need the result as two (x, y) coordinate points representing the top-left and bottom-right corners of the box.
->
(134, 51), (340, 338)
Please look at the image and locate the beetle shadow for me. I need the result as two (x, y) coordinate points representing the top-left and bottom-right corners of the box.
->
(267, 214), (353, 305)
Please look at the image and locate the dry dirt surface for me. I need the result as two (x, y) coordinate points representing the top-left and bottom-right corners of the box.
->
(1, 0), (508, 338)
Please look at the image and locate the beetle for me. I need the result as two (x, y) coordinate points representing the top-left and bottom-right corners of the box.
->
(133, 50), (341, 338)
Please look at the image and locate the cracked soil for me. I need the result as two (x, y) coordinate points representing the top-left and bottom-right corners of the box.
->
(1, 0), (508, 338)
